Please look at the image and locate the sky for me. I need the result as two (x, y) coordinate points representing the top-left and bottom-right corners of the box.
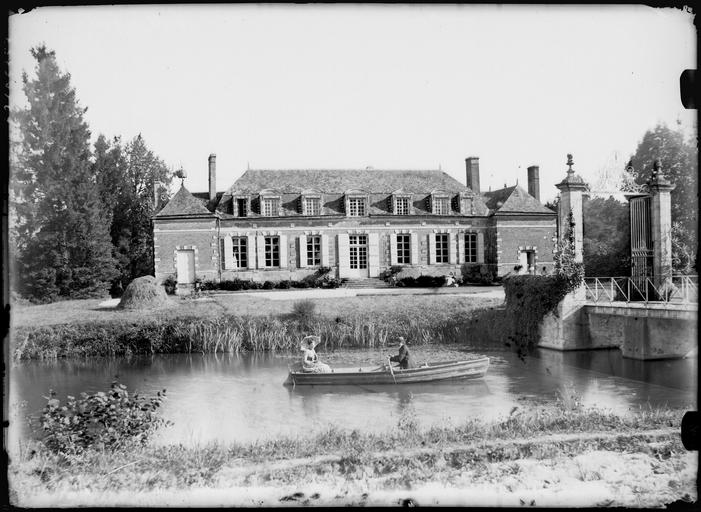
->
(8, 4), (697, 202)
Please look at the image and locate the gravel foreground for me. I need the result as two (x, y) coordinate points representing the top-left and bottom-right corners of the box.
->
(10, 428), (697, 508)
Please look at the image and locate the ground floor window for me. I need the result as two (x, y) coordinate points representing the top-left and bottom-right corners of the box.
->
(464, 232), (477, 263)
(349, 234), (368, 269)
(233, 237), (247, 268)
(264, 236), (280, 267)
(397, 234), (411, 264)
(307, 235), (321, 266)
(435, 233), (449, 263)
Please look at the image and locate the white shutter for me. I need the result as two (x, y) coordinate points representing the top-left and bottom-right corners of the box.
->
(223, 235), (233, 270)
(279, 234), (288, 268)
(389, 233), (398, 265)
(458, 232), (465, 264)
(368, 232), (380, 277)
(256, 235), (266, 268)
(337, 234), (350, 278)
(428, 234), (436, 264)
(410, 232), (419, 265)
(320, 234), (330, 267)
(246, 235), (255, 269)
(299, 235), (308, 268)
(477, 232), (485, 263)
(448, 232), (457, 264)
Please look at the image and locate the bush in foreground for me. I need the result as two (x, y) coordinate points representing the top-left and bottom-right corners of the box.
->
(39, 381), (170, 455)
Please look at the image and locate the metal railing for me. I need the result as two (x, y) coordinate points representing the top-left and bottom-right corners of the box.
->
(584, 275), (698, 304)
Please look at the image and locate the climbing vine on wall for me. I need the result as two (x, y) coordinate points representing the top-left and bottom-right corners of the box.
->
(503, 211), (584, 358)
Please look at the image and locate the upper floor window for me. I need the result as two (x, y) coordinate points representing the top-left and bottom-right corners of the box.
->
(433, 197), (450, 215)
(264, 236), (280, 267)
(394, 197), (410, 215)
(304, 197), (321, 216)
(348, 197), (367, 217)
(464, 232), (477, 263)
(435, 233), (449, 263)
(262, 198), (279, 217)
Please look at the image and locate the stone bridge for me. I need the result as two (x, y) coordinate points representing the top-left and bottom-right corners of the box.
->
(538, 278), (698, 360)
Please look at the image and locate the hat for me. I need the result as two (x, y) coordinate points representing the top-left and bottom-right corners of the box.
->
(301, 335), (321, 350)
(398, 336), (406, 344)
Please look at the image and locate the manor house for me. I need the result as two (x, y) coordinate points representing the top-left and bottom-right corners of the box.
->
(153, 154), (556, 289)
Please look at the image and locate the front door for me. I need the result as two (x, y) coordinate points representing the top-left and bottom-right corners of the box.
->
(518, 250), (535, 275)
(176, 250), (196, 285)
(347, 235), (369, 278)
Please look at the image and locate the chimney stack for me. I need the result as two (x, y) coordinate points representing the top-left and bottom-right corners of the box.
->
(527, 165), (540, 201)
(208, 153), (217, 202)
(465, 157), (480, 193)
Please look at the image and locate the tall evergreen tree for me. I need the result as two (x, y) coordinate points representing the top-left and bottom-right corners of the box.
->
(10, 46), (117, 300)
(629, 123), (698, 273)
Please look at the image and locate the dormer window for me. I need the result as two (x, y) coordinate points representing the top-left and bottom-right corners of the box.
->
(259, 189), (282, 217)
(300, 189), (323, 216)
(455, 192), (473, 215)
(431, 192), (451, 215)
(348, 197), (366, 216)
(344, 190), (369, 217)
(235, 197), (248, 217)
(391, 191), (412, 215)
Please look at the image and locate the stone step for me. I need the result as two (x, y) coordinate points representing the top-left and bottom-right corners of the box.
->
(343, 278), (391, 289)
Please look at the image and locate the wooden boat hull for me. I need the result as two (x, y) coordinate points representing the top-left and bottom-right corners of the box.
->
(284, 357), (490, 386)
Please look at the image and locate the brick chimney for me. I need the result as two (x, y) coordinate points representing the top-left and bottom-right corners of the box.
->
(208, 153), (216, 202)
(527, 165), (540, 201)
(465, 157), (480, 193)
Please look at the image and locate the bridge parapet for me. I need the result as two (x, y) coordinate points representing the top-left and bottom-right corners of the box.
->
(584, 276), (698, 305)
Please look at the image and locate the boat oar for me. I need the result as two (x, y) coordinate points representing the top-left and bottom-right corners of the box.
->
(387, 356), (397, 384)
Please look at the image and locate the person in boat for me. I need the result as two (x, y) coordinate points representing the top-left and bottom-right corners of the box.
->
(300, 335), (331, 373)
(389, 336), (417, 370)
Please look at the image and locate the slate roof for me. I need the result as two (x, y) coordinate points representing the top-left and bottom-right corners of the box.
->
(227, 169), (471, 194)
(155, 184), (216, 218)
(482, 185), (555, 215)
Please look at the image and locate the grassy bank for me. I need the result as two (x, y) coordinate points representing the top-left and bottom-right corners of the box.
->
(11, 293), (508, 361)
(9, 404), (696, 507)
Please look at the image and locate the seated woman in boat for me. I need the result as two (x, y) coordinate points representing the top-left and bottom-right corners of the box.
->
(300, 335), (331, 373)
(389, 336), (417, 369)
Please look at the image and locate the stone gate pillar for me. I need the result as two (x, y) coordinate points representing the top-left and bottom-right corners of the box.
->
(555, 154), (589, 262)
(647, 159), (675, 282)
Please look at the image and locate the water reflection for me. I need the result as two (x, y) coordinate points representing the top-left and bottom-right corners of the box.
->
(8, 346), (696, 451)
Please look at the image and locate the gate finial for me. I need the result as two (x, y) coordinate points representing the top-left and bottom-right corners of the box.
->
(566, 153), (574, 174)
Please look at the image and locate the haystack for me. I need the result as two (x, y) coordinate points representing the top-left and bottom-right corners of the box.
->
(118, 276), (171, 310)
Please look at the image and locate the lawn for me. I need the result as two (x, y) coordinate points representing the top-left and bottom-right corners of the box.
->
(11, 291), (505, 328)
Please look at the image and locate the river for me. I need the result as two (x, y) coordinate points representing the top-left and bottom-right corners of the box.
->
(8, 346), (697, 450)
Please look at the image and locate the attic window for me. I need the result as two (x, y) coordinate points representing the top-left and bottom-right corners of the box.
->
(348, 197), (366, 216)
(235, 198), (248, 217)
(303, 196), (321, 216)
(262, 197), (280, 217)
(392, 194), (411, 215)
(432, 196), (450, 215)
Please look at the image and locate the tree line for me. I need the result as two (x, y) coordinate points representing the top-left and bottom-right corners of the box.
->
(10, 46), (174, 302)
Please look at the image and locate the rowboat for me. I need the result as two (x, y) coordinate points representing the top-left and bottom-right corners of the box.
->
(283, 356), (490, 386)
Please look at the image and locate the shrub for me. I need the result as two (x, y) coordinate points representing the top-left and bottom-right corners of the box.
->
(162, 275), (177, 295)
(461, 264), (495, 285)
(39, 381), (170, 455)
(291, 299), (317, 321)
(262, 281), (275, 290)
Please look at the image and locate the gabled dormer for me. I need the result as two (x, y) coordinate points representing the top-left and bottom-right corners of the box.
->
(344, 189), (369, 217)
(429, 189), (451, 215)
(258, 188), (282, 217)
(390, 188), (412, 215)
(300, 188), (323, 216)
